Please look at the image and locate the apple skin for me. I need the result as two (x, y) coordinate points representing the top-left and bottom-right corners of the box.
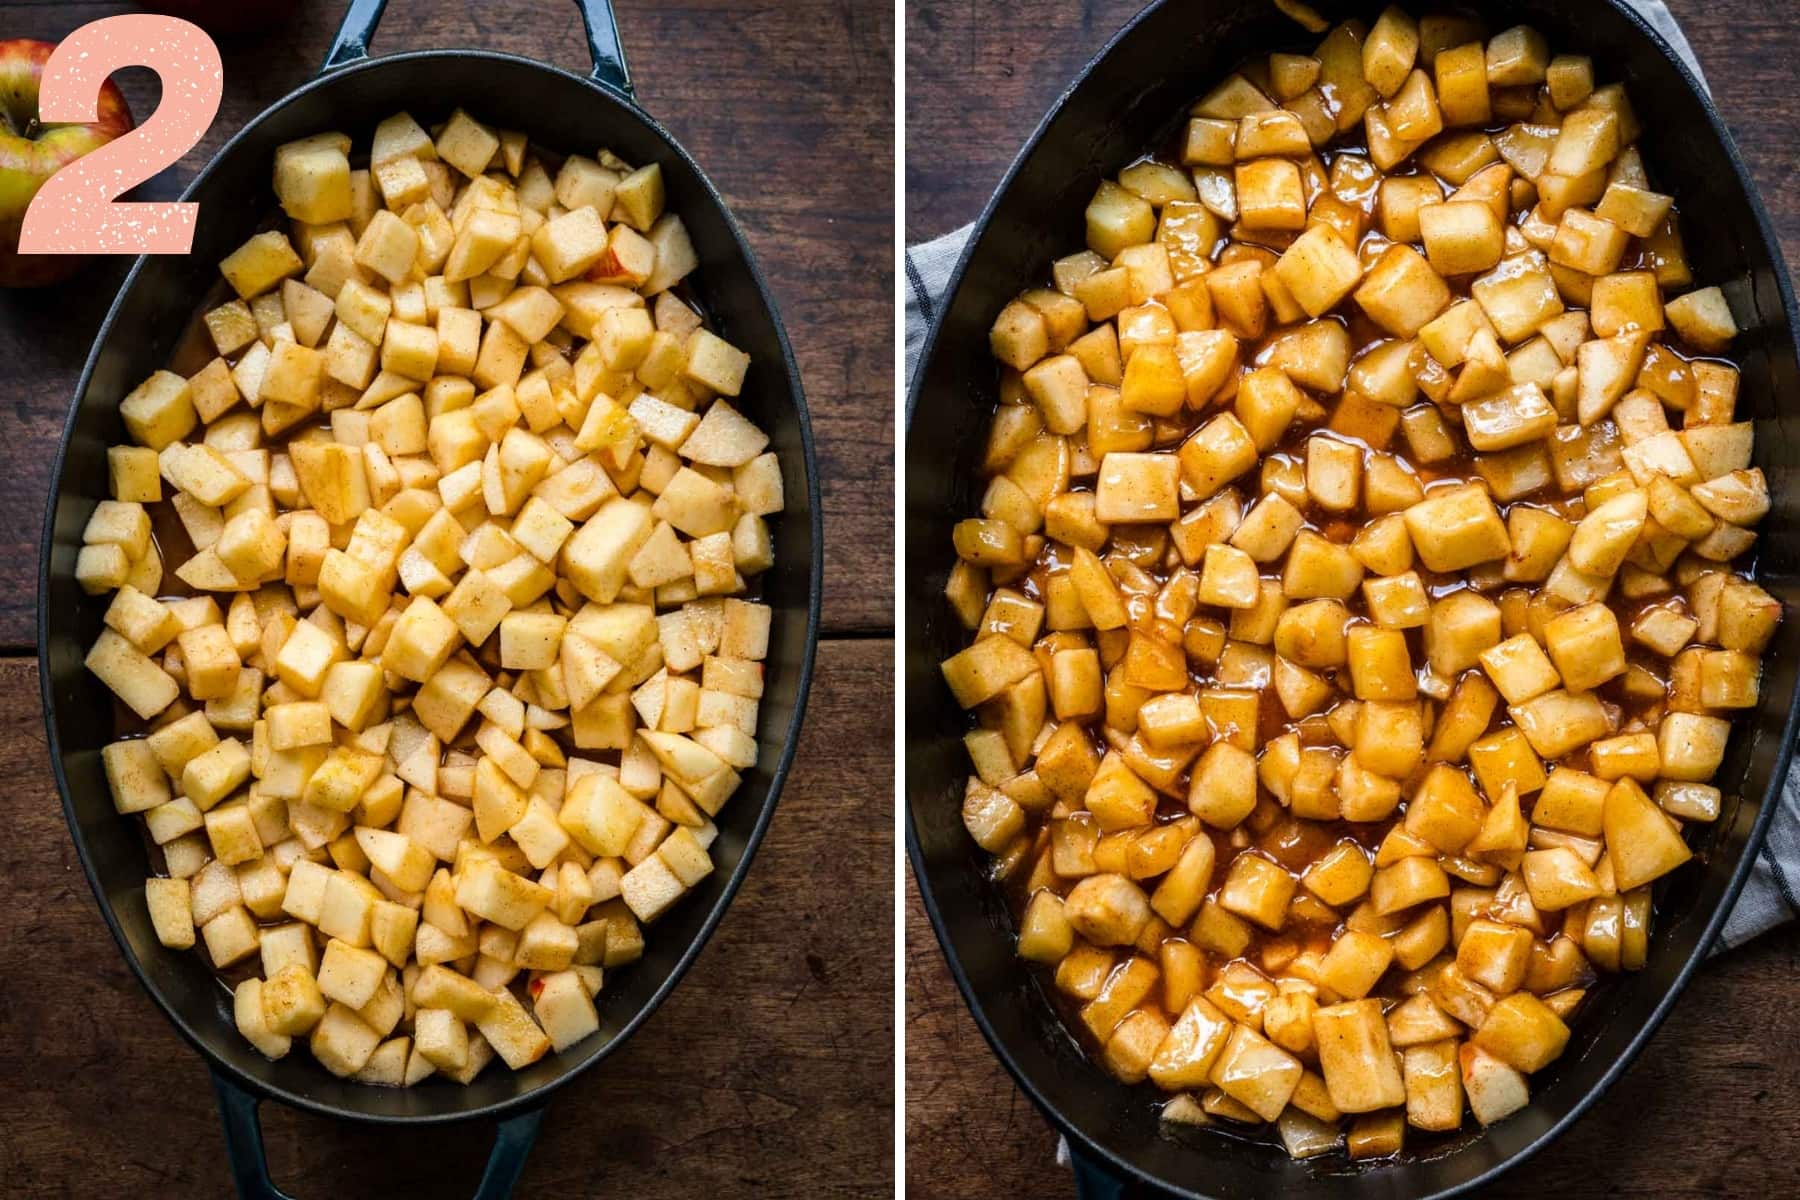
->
(0, 38), (135, 288)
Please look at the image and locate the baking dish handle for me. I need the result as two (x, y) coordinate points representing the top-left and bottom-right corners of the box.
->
(320, 0), (636, 100)
(320, 0), (387, 72)
(576, 0), (636, 100)
(211, 1070), (546, 1199)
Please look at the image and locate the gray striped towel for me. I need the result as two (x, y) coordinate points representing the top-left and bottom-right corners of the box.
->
(905, 0), (1800, 953)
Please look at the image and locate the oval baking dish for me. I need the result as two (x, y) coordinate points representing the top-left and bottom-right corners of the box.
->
(906, 1), (1799, 1196)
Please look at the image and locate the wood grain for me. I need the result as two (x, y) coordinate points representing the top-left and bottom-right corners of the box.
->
(905, 0), (1800, 1194)
(0, 640), (892, 1198)
(0, 0), (894, 647)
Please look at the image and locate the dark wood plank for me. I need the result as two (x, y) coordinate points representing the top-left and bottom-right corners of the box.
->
(0, 0), (894, 647)
(905, 0), (1800, 1193)
(1670, 4), (1800, 260)
(0, 640), (892, 1198)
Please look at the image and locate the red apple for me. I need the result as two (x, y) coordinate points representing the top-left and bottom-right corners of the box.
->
(0, 38), (135, 287)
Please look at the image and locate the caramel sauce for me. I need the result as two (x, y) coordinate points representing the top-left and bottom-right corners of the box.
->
(968, 40), (1753, 1161)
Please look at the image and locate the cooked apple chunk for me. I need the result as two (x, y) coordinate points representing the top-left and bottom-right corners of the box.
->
(948, 11), (1776, 1159)
(1665, 285), (1737, 352)
(1063, 873), (1152, 946)
(1094, 452), (1181, 523)
(1404, 484), (1510, 572)
(1275, 225), (1365, 316)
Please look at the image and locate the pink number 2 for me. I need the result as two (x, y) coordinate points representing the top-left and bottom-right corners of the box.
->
(18, 15), (223, 256)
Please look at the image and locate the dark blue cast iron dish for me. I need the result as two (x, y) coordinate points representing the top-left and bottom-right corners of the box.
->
(906, 1), (1800, 1196)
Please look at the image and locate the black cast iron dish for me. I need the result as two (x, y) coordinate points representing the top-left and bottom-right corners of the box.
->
(906, 1), (1800, 1196)
(37, 1), (822, 1195)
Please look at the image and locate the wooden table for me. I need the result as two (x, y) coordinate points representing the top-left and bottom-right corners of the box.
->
(905, 2), (1800, 1195)
(0, 1), (893, 1196)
